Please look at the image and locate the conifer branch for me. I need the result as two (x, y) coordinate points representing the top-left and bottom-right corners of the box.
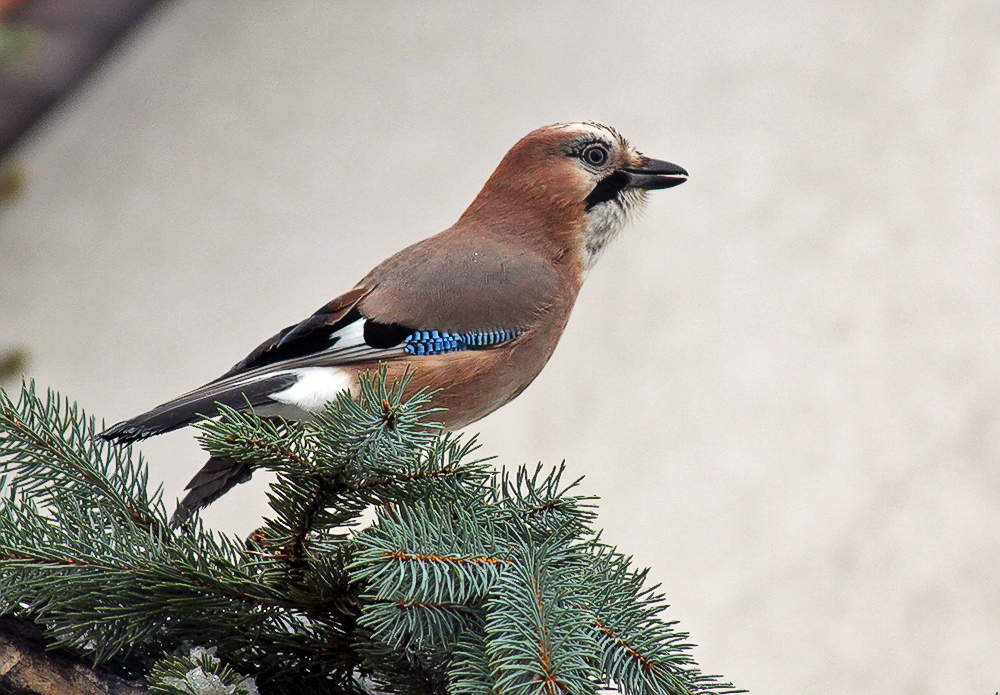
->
(0, 383), (165, 531)
(0, 375), (741, 695)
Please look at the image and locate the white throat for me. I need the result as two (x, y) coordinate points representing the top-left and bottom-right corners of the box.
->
(582, 191), (645, 269)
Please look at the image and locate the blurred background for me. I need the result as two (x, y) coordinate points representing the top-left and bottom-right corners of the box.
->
(1, 1), (998, 693)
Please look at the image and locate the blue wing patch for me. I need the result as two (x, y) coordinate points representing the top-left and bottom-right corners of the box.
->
(403, 329), (523, 356)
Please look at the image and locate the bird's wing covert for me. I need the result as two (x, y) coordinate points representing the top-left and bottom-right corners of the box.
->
(357, 233), (561, 333)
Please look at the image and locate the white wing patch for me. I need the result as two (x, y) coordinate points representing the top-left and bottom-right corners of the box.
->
(330, 318), (366, 349)
(311, 315), (407, 363)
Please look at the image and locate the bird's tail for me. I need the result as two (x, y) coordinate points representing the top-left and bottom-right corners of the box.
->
(98, 372), (297, 443)
(170, 456), (254, 526)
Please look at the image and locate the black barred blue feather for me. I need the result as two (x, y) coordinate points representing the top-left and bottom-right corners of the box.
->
(403, 329), (523, 356)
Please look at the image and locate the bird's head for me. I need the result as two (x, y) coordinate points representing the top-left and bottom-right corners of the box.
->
(460, 122), (687, 269)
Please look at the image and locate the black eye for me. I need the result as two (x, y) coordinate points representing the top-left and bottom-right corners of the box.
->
(582, 145), (608, 167)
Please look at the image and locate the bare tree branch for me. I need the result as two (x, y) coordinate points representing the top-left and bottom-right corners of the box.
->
(0, 619), (146, 695)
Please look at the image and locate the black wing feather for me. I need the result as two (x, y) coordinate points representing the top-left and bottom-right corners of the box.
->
(220, 307), (364, 379)
(218, 286), (371, 379)
(99, 373), (297, 443)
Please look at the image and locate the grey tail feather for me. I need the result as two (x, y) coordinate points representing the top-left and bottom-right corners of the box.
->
(98, 372), (298, 443)
(170, 457), (253, 526)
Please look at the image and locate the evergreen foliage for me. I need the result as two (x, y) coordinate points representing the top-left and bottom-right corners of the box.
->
(0, 370), (740, 695)
(149, 646), (259, 695)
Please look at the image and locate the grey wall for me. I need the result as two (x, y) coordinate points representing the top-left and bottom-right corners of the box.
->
(1, 2), (998, 693)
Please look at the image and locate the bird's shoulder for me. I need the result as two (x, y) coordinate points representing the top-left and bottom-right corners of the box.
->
(358, 229), (564, 333)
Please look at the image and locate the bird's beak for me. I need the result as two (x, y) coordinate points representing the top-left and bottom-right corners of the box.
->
(620, 158), (688, 190)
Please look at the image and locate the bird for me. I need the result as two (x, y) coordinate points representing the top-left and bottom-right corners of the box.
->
(99, 122), (688, 521)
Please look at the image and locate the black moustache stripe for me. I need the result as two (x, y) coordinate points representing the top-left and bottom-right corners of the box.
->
(584, 171), (629, 211)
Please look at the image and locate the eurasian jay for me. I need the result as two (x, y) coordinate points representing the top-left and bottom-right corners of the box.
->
(100, 122), (688, 519)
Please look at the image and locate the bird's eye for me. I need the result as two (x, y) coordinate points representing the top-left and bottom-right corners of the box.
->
(582, 145), (608, 167)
